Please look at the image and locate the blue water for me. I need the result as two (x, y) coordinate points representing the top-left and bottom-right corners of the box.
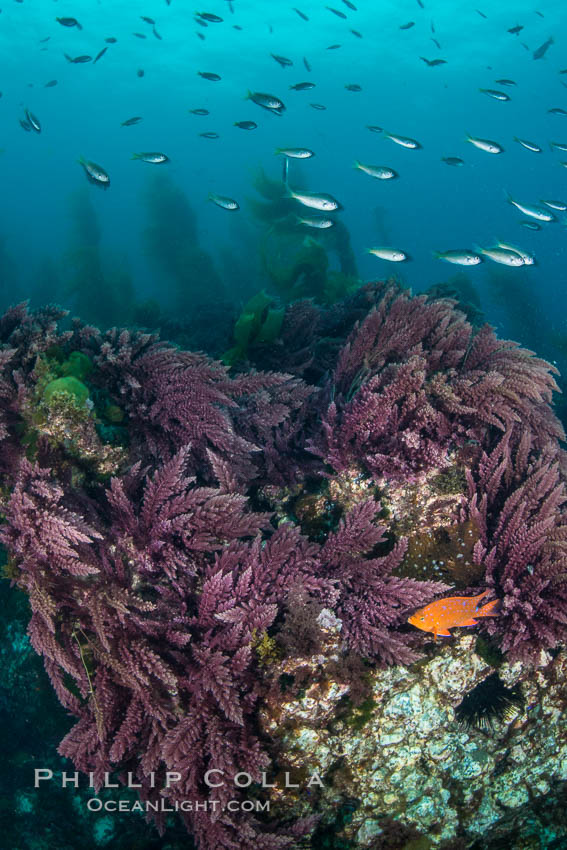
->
(0, 0), (566, 341)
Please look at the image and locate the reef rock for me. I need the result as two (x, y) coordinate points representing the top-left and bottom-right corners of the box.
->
(260, 630), (567, 846)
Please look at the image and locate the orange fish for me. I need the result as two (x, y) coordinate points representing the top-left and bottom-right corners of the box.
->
(408, 590), (501, 639)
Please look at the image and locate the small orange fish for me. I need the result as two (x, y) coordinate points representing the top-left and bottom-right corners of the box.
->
(408, 590), (500, 639)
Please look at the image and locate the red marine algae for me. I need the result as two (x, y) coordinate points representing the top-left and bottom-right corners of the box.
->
(0, 284), (566, 847)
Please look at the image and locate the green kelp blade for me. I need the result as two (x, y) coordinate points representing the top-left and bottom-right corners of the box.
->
(233, 311), (257, 349)
(256, 307), (285, 343)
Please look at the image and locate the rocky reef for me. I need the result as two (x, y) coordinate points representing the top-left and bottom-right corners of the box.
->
(260, 626), (567, 847)
(1, 283), (567, 849)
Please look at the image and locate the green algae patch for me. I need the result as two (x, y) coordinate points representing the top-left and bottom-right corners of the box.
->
(42, 376), (90, 407)
(103, 403), (124, 423)
(336, 694), (377, 731)
(19, 364), (127, 478)
(402, 838), (432, 850)
(253, 629), (282, 667)
(60, 351), (93, 382)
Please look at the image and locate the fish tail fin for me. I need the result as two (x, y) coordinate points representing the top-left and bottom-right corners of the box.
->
(432, 250), (441, 258)
(245, 89), (252, 101)
(77, 156), (85, 166)
(64, 53), (73, 62)
(131, 153), (141, 160)
(353, 160), (361, 169)
(478, 597), (501, 617)
(274, 148), (282, 155)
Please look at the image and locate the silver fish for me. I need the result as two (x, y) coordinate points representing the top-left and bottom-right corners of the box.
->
(354, 161), (397, 179)
(507, 194), (555, 221)
(78, 157), (110, 188)
(247, 91), (286, 112)
(383, 131), (421, 149)
(514, 137), (542, 152)
(477, 245), (524, 266)
(56, 16), (82, 29)
(368, 247), (409, 262)
(533, 36), (553, 60)
(466, 134), (504, 154)
(196, 12), (223, 23)
(479, 88), (510, 101)
(326, 6), (347, 18)
(287, 188), (341, 211)
(198, 72), (221, 81)
(271, 53), (293, 67)
(297, 216), (335, 228)
(496, 241), (535, 265)
(25, 109), (41, 132)
(275, 147), (314, 158)
(433, 249), (482, 265)
(541, 199), (567, 211)
(64, 54), (92, 63)
(132, 152), (169, 163)
(208, 192), (239, 210)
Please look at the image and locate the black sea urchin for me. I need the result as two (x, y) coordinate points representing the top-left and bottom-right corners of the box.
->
(455, 672), (524, 731)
